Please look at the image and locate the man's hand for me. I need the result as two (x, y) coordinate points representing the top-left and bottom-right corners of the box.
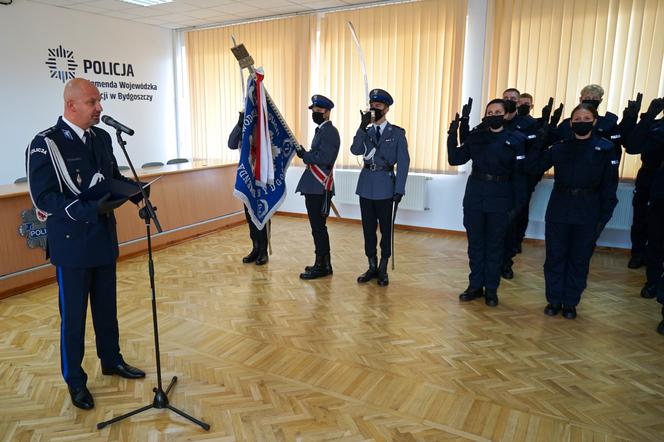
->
(296, 144), (305, 158)
(359, 110), (372, 132)
(237, 111), (245, 127)
(393, 193), (403, 203)
(448, 113), (460, 134)
(461, 97), (473, 120)
(129, 182), (150, 205)
(623, 92), (643, 121)
(550, 103), (564, 127)
(645, 97), (664, 119)
(97, 193), (125, 214)
(541, 97), (554, 124)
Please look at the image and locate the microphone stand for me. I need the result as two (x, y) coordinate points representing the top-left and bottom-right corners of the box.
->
(97, 130), (210, 431)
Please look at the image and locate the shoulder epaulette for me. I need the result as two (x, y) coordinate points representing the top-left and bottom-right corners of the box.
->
(37, 125), (58, 137)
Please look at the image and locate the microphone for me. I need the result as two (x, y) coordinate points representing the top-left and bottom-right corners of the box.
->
(101, 115), (135, 136)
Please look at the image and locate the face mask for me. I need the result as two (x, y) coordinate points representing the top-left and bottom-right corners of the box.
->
(483, 115), (504, 130)
(312, 111), (325, 125)
(504, 100), (517, 113)
(517, 104), (531, 116)
(571, 121), (594, 136)
(582, 99), (601, 110)
(370, 107), (384, 122)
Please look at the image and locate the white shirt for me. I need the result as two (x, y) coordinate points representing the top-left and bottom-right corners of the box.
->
(317, 120), (331, 130)
(373, 119), (388, 135)
(61, 116), (89, 142)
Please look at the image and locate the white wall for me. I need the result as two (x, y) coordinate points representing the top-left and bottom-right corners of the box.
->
(0, 1), (177, 184)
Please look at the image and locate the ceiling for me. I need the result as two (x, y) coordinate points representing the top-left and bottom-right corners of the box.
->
(26, 0), (385, 30)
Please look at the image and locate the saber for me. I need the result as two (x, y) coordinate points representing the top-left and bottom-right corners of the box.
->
(347, 21), (369, 110)
(347, 21), (376, 163)
(391, 200), (399, 270)
(231, 35), (245, 100)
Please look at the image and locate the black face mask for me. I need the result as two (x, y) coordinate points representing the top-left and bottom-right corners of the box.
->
(483, 115), (505, 130)
(582, 99), (601, 110)
(517, 104), (531, 116)
(370, 107), (384, 122)
(571, 121), (594, 136)
(312, 111), (326, 125)
(504, 100), (517, 113)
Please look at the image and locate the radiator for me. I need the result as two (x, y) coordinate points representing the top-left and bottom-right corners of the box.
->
(333, 169), (430, 211)
(528, 179), (634, 229)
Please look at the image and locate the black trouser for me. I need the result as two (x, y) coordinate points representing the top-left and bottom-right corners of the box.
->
(359, 197), (393, 258)
(464, 209), (510, 290)
(646, 199), (664, 287)
(304, 193), (331, 256)
(56, 264), (122, 388)
(244, 206), (268, 251)
(631, 168), (654, 258)
(544, 222), (596, 307)
(504, 176), (538, 267)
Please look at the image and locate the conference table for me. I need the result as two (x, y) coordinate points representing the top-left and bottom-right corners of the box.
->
(0, 160), (243, 298)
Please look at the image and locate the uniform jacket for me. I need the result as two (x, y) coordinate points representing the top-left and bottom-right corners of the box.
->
(26, 117), (135, 268)
(626, 117), (664, 201)
(296, 121), (340, 195)
(527, 136), (619, 225)
(350, 122), (410, 200)
(448, 127), (527, 213)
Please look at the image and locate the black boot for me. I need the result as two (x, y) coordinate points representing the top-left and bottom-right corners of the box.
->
(357, 256), (378, 283)
(658, 307), (664, 336)
(459, 287), (484, 302)
(377, 257), (389, 286)
(242, 241), (259, 263)
(628, 255), (644, 269)
(485, 288), (499, 307)
(562, 305), (577, 319)
(501, 265), (514, 280)
(255, 247), (268, 265)
(641, 284), (656, 299)
(300, 255), (331, 279)
(544, 303), (562, 316)
(304, 254), (333, 274)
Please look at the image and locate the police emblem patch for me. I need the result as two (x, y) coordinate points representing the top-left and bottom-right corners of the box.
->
(18, 208), (48, 250)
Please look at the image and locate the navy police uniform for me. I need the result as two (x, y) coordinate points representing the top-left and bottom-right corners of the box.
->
(625, 119), (664, 266)
(296, 95), (340, 279)
(527, 136), (619, 310)
(626, 116), (664, 301)
(350, 89), (410, 283)
(501, 114), (543, 273)
(448, 124), (527, 304)
(26, 117), (135, 389)
(228, 119), (269, 264)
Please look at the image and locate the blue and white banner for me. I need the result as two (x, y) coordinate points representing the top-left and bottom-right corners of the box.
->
(233, 73), (298, 230)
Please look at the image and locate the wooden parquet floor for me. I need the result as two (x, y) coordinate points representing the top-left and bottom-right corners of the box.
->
(2, 216), (663, 441)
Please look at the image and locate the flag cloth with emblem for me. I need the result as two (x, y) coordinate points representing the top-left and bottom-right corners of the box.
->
(233, 71), (298, 230)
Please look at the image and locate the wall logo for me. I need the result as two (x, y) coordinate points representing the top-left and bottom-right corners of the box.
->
(45, 45), (78, 83)
(18, 208), (48, 250)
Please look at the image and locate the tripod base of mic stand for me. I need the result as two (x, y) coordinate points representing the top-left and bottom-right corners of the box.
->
(97, 376), (210, 431)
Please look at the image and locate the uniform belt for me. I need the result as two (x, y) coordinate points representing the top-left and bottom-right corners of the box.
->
(364, 164), (394, 172)
(553, 184), (598, 196)
(470, 171), (510, 182)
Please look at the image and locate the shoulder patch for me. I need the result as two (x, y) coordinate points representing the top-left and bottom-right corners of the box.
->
(594, 138), (614, 151)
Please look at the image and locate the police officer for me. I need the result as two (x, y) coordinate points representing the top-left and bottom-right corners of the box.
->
(296, 95), (340, 279)
(548, 84), (639, 157)
(528, 103), (619, 319)
(26, 78), (145, 410)
(228, 111), (269, 265)
(500, 89), (543, 279)
(448, 99), (527, 307)
(350, 89), (410, 286)
(625, 98), (664, 312)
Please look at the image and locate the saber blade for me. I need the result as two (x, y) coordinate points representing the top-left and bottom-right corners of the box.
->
(347, 21), (370, 110)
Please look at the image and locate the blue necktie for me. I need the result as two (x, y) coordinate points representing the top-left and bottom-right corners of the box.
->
(375, 126), (381, 142)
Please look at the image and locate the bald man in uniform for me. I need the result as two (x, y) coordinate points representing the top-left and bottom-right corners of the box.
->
(26, 78), (145, 410)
